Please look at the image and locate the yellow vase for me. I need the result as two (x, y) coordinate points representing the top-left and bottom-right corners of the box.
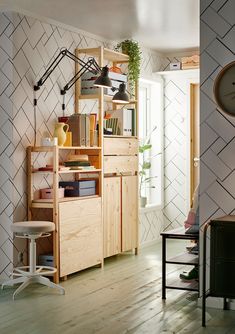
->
(53, 122), (69, 146)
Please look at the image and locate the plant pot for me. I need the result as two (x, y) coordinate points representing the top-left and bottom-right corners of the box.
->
(140, 196), (147, 208)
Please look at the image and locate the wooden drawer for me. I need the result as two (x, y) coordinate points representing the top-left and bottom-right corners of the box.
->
(59, 197), (102, 277)
(104, 137), (138, 156)
(104, 155), (138, 175)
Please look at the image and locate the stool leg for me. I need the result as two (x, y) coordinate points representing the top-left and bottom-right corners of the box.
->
(13, 278), (31, 300)
(29, 237), (37, 274)
(2, 276), (27, 289)
(37, 276), (65, 295)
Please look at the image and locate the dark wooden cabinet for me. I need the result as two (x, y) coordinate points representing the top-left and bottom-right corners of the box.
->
(202, 215), (235, 327)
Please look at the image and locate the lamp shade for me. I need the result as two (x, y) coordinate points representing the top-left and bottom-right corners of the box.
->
(94, 66), (112, 88)
(112, 83), (129, 104)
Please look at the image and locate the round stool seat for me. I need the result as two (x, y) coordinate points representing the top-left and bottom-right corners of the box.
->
(11, 221), (55, 234)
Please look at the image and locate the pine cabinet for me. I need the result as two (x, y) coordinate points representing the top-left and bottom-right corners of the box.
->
(103, 177), (121, 258)
(59, 197), (102, 277)
(103, 175), (138, 258)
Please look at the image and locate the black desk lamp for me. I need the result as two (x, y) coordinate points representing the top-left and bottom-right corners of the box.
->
(33, 47), (129, 145)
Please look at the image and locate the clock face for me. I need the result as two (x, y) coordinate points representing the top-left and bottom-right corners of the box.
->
(214, 61), (235, 117)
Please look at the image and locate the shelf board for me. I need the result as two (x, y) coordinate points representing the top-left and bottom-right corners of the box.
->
(32, 169), (102, 175)
(76, 47), (129, 63)
(31, 195), (100, 208)
(103, 135), (138, 139)
(59, 169), (102, 174)
(166, 278), (199, 292)
(166, 252), (198, 265)
(30, 146), (101, 152)
(58, 146), (101, 150)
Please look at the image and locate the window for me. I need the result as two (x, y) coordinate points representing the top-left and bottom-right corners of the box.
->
(139, 77), (163, 207)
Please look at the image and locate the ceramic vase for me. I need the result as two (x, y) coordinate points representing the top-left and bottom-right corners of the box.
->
(53, 122), (69, 146)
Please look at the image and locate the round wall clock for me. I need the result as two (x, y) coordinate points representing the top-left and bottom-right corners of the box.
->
(214, 61), (235, 117)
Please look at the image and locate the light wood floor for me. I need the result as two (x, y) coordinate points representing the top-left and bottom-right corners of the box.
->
(1, 241), (235, 334)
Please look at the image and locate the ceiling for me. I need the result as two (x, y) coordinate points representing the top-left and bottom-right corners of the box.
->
(0, 0), (199, 53)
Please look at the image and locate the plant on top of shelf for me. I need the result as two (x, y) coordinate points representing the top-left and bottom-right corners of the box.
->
(114, 39), (141, 96)
(139, 126), (159, 208)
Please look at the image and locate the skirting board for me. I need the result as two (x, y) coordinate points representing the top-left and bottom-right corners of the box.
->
(139, 238), (161, 249)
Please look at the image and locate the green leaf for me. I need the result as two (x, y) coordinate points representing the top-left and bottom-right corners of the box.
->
(142, 162), (151, 169)
(139, 170), (146, 176)
(142, 144), (152, 151)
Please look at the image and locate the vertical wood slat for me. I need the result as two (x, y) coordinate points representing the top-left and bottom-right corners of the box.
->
(121, 175), (138, 252)
(75, 48), (80, 114)
(103, 177), (121, 258)
(27, 146), (32, 221)
(53, 145), (59, 283)
(98, 46), (104, 267)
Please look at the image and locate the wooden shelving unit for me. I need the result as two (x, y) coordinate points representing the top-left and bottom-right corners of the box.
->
(27, 144), (103, 283)
(27, 46), (139, 283)
(75, 46), (139, 258)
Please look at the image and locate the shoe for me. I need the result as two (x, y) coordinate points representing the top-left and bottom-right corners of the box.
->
(179, 266), (198, 281)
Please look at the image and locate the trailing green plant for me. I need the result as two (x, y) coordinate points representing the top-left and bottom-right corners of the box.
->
(139, 126), (159, 198)
(115, 39), (141, 95)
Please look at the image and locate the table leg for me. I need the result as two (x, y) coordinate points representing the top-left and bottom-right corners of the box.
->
(162, 235), (166, 299)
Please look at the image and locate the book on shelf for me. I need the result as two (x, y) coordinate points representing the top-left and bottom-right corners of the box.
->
(70, 166), (96, 170)
(64, 161), (91, 167)
(105, 108), (135, 136)
(67, 114), (90, 146)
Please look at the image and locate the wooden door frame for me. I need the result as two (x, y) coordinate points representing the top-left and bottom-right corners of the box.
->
(190, 83), (200, 206)
(186, 72), (200, 210)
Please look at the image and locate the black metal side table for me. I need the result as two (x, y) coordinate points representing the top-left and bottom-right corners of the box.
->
(202, 215), (235, 327)
(161, 227), (199, 300)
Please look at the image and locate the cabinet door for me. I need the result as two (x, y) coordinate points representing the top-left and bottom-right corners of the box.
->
(59, 198), (102, 277)
(122, 175), (138, 251)
(103, 177), (121, 257)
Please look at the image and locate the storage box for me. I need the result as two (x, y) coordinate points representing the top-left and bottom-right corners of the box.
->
(38, 254), (54, 267)
(81, 71), (127, 96)
(59, 180), (96, 197)
(170, 62), (181, 70)
(40, 188), (64, 199)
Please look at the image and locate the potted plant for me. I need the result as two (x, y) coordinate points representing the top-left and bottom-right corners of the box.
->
(115, 39), (141, 96)
(139, 126), (158, 208)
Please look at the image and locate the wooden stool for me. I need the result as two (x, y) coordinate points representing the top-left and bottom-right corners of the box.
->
(1, 221), (65, 300)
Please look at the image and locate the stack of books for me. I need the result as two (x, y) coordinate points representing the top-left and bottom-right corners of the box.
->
(64, 154), (96, 170)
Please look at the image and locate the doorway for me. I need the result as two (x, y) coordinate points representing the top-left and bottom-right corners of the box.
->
(190, 83), (200, 206)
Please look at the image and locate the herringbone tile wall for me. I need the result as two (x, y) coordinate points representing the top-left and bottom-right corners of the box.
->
(199, 0), (235, 298)
(0, 11), (165, 280)
(200, 0), (235, 227)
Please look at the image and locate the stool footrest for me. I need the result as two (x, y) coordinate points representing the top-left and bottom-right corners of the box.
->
(12, 265), (57, 277)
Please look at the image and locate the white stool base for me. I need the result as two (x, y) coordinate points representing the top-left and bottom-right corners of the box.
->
(2, 228), (65, 300)
(2, 274), (65, 300)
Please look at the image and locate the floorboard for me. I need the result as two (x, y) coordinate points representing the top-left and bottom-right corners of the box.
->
(0, 240), (235, 334)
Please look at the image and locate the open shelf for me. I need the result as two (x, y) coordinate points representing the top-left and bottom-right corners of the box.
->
(166, 278), (199, 292)
(166, 252), (199, 265)
(31, 195), (100, 208)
